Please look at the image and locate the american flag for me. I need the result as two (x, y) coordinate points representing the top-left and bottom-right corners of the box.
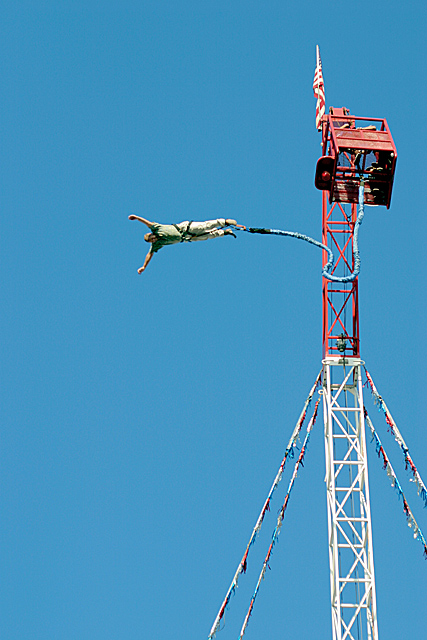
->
(313, 45), (325, 131)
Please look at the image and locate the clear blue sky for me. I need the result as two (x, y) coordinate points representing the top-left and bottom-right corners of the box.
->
(2, 1), (426, 638)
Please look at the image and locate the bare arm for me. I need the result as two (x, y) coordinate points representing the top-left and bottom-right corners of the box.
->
(129, 215), (154, 228)
(138, 250), (154, 273)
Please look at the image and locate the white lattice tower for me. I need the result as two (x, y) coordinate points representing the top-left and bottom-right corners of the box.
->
(322, 357), (378, 640)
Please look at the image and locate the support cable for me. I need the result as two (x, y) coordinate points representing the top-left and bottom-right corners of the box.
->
(231, 183), (365, 283)
(365, 409), (427, 558)
(364, 368), (427, 508)
(207, 372), (322, 640)
(238, 399), (321, 640)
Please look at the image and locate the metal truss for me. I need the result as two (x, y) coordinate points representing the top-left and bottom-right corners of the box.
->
(322, 191), (360, 358)
(322, 357), (378, 640)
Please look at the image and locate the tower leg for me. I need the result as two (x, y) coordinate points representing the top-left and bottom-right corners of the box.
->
(322, 357), (378, 640)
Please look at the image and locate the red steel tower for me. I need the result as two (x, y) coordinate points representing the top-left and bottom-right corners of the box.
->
(317, 107), (397, 358)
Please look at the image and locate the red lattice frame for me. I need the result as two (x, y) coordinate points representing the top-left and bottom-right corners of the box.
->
(322, 191), (360, 357)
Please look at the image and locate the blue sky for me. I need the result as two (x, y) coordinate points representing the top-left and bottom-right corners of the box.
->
(2, 1), (426, 638)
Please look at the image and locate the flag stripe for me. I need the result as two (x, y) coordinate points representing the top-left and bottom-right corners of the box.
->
(313, 46), (325, 130)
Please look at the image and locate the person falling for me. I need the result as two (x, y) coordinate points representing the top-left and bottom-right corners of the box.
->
(128, 215), (245, 273)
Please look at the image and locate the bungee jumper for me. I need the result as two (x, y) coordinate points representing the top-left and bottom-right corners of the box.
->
(128, 215), (245, 273)
(129, 183), (364, 282)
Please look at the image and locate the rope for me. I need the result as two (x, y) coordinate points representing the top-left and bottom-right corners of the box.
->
(207, 372), (322, 640)
(365, 409), (427, 559)
(238, 399), (321, 640)
(364, 367), (427, 509)
(231, 182), (365, 283)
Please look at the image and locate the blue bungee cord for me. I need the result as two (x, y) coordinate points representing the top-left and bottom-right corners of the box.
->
(321, 181), (365, 283)
(232, 182), (365, 283)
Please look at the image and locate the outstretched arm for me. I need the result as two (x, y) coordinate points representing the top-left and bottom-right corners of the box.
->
(129, 215), (154, 228)
(138, 250), (154, 273)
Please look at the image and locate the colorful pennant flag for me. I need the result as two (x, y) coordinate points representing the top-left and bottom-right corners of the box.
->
(364, 367), (427, 509)
(238, 399), (321, 639)
(365, 409), (427, 559)
(207, 373), (322, 640)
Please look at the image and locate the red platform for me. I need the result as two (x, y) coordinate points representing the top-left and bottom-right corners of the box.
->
(315, 108), (397, 208)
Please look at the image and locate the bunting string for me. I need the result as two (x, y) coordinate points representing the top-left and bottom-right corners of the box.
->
(365, 409), (427, 559)
(364, 367), (427, 508)
(238, 399), (321, 640)
(207, 372), (322, 640)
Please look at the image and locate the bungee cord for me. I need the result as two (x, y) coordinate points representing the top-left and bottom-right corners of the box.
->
(207, 372), (322, 640)
(231, 182), (365, 283)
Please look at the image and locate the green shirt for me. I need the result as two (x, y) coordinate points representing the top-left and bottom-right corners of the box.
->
(149, 223), (182, 253)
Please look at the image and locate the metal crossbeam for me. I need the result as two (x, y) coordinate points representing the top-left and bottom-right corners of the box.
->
(322, 193), (360, 357)
(322, 358), (378, 640)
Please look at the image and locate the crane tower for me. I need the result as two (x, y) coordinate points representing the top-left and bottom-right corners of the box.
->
(316, 107), (397, 640)
(207, 73), (427, 640)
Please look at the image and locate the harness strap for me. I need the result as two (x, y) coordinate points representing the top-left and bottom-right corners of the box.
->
(174, 221), (194, 242)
